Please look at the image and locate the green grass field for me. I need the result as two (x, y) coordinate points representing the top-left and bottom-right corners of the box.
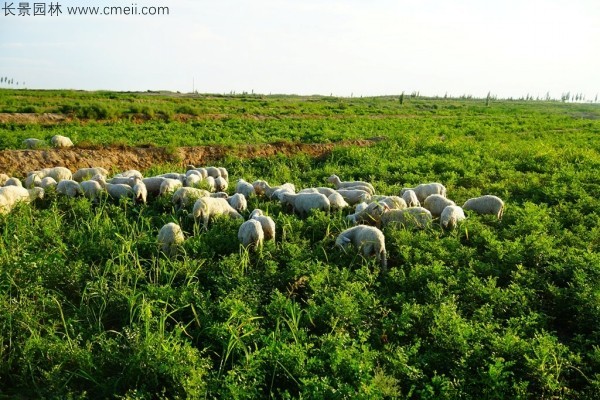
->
(1, 90), (599, 398)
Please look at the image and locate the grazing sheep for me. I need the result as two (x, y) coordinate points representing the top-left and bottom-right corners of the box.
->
(238, 219), (264, 249)
(215, 176), (228, 192)
(51, 135), (74, 148)
(4, 177), (22, 187)
(327, 174), (375, 193)
(116, 170), (143, 179)
(80, 179), (104, 203)
(402, 189), (420, 208)
(210, 192), (229, 199)
(249, 209), (276, 241)
(328, 192), (350, 210)
(158, 173), (186, 183)
(56, 179), (83, 197)
(159, 178), (183, 196)
(235, 179), (255, 198)
(28, 167), (72, 182)
(0, 174), (9, 186)
(192, 197), (243, 227)
(72, 167), (109, 182)
(340, 184), (375, 195)
(195, 168), (208, 179)
(423, 194), (456, 218)
(94, 175), (134, 200)
(440, 205), (466, 229)
(142, 177), (168, 196)
(204, 176), (216, 192)
(401, 183), (446, 203)
(280, 192), (330, 216)
(40, 177), (57, 189)
(381, 207), (432, 230)
(132, 177), (147, 204)
(253, 180), (296, 200)
(347, 201), (388, 226)
(463, 195), (505, 219)
(227, 193), (248, 213)
(172, 187), (211, 210)
(335, 189), (372, 205)
(186, 174), (202, 188)
(205, 167), (221, 178)
(24, 174), (41, 188)
(218, 167), (229, 181)
(299, 187), (337, 197)
(0, 186), (44, 215)
(23, 138), (45, 149)
(157, 222), (185, 256)
(372, 195), (407, 210)
(345, 202), (369, 223)
(335, 225), (387, 271)
(108, 176), (135, 186)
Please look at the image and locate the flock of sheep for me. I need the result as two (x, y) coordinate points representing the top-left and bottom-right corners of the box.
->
(0, 154), (505, 272)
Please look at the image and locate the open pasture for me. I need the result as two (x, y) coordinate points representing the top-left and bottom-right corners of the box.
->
(1, 91), (599, 398)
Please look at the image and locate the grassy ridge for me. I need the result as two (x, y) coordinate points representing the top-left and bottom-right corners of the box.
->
(0, 91), (600, 398)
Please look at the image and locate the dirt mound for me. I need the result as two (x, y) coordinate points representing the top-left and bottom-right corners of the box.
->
(0, 140), (377, 176)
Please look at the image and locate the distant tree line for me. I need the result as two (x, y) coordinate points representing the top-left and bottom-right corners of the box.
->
(0, 77), (25, 87)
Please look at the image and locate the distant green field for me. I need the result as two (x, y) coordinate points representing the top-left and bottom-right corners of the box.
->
(1, 90), (599, 398)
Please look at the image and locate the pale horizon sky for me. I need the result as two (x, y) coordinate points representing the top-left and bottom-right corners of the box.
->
(1, 0), (598, 100)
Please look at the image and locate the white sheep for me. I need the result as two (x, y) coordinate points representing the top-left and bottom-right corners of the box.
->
(280, 192), (330, 216)
(94, 175), (134, 200)
(80, 179), (104, 203)
(0, 174), (9, 186)
(56, 179), (83, 197)
(327, 174), (375, 193)
(142, 177), (167, 196)
(0, 186), (44, 215)
(205, 167), (221, 178)
(132, 177), (147, 204)
(238, 219), (264, 249)
(186, 174), (202, 188)
(157, 222), (185, 256)
(402, 189), (420, 208)
(335, 189), (372, 205)
(28, 167), (72, 182)
(195, 168), (208, 179)
(347, 201), (388, 226)
(235, 179), (255, 198)
(115, 170), (143, 179)
(204, 176), (216, 192)
(215, 176), (228, 192)
(4, 177), (22, 187)
(23, 138), (45, 149)
(298, 187), (337, 197)
(440, 205), (466, 229)
(249, 209), (276, 241)
(159, 173), (186, 182)
(72, 167), (109, 182)
(24, 174), (41, 188)
(108, 176), (135, 186)
(159, 178), (183, 196)
(401, 183), (446, 203)
(340, 184), (375, 195)
(328, 192), (350, 210)
(335, 225), (387, 271)
(423, 194), (456, 218)
(40, 177), (57, 189)
(372, 195), (407, 210)
(51, 135), (74, 148)
(192, 197), (243, 227)
(172, 187), (211, 210)
(381, 207), (432, 230)
(218, 167), (229, 181)
(462, 195), (505, 219)
(210, 192), (229, 199)
(253, 180), (296, 200)
(227, 193), (248, 213)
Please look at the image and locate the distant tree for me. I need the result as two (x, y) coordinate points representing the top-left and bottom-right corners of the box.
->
(485, 91), (491, 106)
(399, 92), (404, 105)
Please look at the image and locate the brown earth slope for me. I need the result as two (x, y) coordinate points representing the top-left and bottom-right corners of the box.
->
(0, 140), (377, 176)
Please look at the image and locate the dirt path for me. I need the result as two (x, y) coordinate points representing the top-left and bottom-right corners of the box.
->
(0, 139), (378, 176)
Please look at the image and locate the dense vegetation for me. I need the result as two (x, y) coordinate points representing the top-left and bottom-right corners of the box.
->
(0, 90), (599, 398)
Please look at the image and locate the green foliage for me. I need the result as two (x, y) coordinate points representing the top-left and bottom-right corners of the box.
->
(0, 92), (599, 398)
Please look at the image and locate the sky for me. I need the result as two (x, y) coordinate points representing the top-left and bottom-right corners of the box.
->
(0, 0), (599, 99)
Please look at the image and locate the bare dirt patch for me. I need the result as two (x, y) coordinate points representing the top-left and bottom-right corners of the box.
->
(0, 113), (69, 124)
(0, 140), (378, 176)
